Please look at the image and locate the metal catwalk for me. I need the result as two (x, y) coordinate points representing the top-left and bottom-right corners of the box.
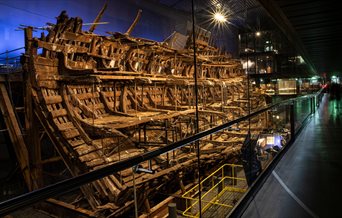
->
(241, 93), (342, 218)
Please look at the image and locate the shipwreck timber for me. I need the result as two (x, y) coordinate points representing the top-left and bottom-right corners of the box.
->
(10, 9), (270, 217)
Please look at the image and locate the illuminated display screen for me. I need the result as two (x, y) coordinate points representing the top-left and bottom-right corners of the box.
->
(258, 134), (283, 150)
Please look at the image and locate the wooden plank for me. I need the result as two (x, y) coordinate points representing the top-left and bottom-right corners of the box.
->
(109, 175), (125, 191)
(61, 128), (80, 139)
(75, 92), (100, 100)
(44, 95), (63, 104)
(33, 55), (59, 67)
(139, 196), (174, 218)
(68, 139), (86, 147)
(60, 31), (93, 43)
(40, 156), (62, 164)
(102, 177), (121, 197)
(46, 198), (96, 217)
(54, 121), (75, 131)
(75, 144), (97, 156)
(85, 158), (105, 167)
(101, 91), (121, 97)
(37, 80), (59, 89)
(86, 103), (105, 110)
(94, 180), (109, 196)
(79, 151), (101, 162)
(66, 59), (95, 70)
(0, 83), (32, 189)
(34, 64), (59, 77)
(50, 109), (68, 118)
(33, 102), (101, 209)
(104, 150), (143, 163)
(37, 40), (88, 53)
(125, 159), (196, 187)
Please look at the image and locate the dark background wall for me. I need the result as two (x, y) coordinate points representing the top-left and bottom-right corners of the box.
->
(0, 0), (190, 55)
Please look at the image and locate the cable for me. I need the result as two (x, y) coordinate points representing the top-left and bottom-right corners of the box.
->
(191, 0), (202, 217)
(0, 2), (53, 20)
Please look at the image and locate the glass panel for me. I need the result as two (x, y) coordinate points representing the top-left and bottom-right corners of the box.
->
(294, 97), (312, 132)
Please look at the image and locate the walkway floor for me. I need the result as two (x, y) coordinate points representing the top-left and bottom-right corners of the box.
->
(241, 94), (342, 218)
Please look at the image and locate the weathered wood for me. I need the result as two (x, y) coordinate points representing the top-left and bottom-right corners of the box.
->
(0, 83), (32, 189)
(19, 9), (273, 217)
(74, 144), (97, 156)
(44, 95), (63, 104)
(79, 151), (101, 162)
(109, 175), (125, 191)
(50, 108), (68, 118)
(33, 101), (101, 210)
(125, 9), (142, 36)
(103, 177), (121, 198)
(139, 183), (194, 218)
(61, 128), (80, 139)
(46, 198), (96, 217)
(37, 40), (88, 53)
(69, 139), (86, 147)
(60, 32), (93, 43)
(37, 80), (59, 89)
(89, 0), (108, 33)
(94, 180), (109, 197)
(40, 156), (62, 165)
(139, 196), (173, 218)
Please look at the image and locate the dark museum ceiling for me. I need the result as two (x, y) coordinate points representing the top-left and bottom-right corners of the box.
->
(1, 0), (341, 76)
(261, 0), (342, 75)
(160, 0), (342, 76)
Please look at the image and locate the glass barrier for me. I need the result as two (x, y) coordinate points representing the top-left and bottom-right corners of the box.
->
(1, 96), (310, 218)
(294, 97), (312, 132)
(0, 96), (322, 218)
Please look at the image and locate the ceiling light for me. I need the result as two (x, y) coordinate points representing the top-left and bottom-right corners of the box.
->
(213, 12), (227, 23)
(256, 31), (261, 37)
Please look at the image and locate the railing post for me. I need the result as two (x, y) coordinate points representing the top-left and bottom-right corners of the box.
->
(290, 103), (295, 143)
(5, 50), (8, 66)
(312, 97), (315, 114)
(168, 203), (177, 218)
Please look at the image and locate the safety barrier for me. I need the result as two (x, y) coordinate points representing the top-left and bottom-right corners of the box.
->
(0, 47), (24, 73)
(0, 87), (325, 216)
(182, 164), (247, 218)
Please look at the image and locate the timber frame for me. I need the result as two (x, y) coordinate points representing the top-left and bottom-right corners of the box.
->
(16, 9), (269, 217)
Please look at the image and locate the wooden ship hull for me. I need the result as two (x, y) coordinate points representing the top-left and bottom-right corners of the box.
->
(19, 10), (267, 217)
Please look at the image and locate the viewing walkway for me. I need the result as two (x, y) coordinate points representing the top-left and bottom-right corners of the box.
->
(241, 94), (342, 218)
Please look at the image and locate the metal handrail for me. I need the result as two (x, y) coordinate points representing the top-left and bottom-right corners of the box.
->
(0, 56), (21, 61)
(0, 47), (24, 56)
(228, 87), (325, 218)
(0, 88), (325, 216)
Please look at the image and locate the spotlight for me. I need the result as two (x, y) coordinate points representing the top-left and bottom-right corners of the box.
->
(213, 12), (227, 23)
(255, 31), (261, 37)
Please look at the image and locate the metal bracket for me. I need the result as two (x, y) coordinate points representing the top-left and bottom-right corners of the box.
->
(133, 159), (154, 174)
